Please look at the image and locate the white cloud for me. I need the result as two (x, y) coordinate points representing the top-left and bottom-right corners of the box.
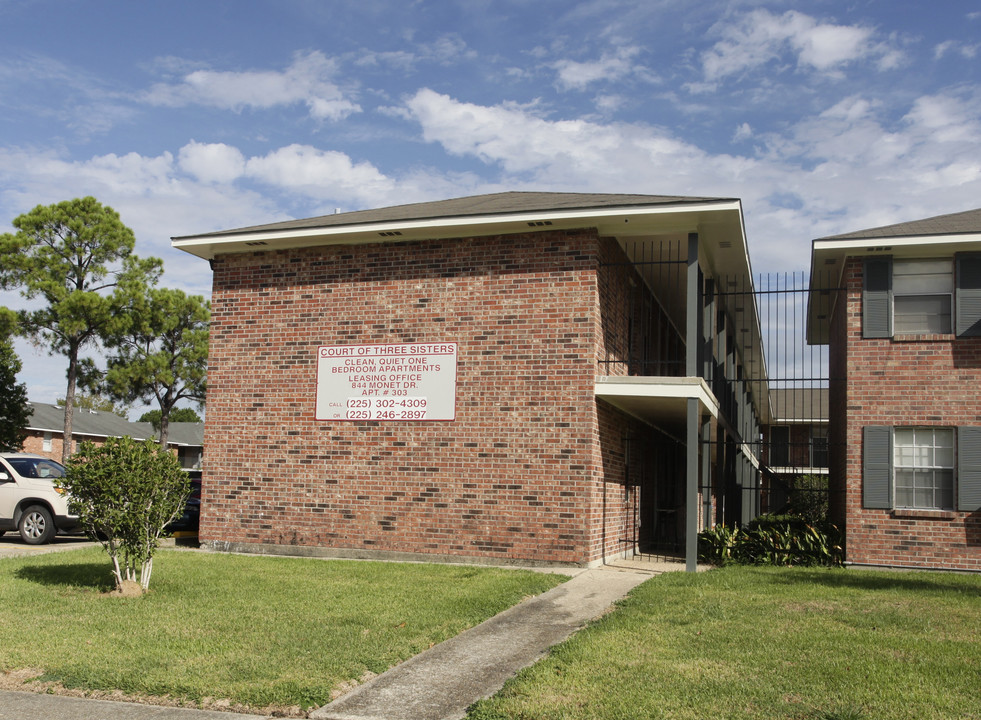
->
(244, 144), (397, 204)
(143, 50), (361, 121)
(934, 40), (979, 60)
(701, 10), (892, 82)
(402, 86), (981, 271)
(552, 46), (646, 91)
(352, 34), (476, 72)
(903, 93), (980, 144)
(178, 142), (248, 184)
(403, 88), (749, 189)
(733, 122), (753, 142)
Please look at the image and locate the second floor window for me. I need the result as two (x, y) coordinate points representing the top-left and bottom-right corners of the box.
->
(864, 254), (981, 338)
(893, 259), (952, 334)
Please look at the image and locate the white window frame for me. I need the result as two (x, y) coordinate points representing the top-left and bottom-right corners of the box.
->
(893, 427), (955, 511)
(892, 258), (953, 334)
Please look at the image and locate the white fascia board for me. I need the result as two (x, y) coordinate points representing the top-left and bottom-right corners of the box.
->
(769, 467), (829, 475)
(813, 233), (981, 255)
(594, 376), (721, 419)
(173, 200), (742, 253)
(24, 428), (153, 442)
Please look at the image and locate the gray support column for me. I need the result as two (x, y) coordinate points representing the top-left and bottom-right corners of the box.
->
(686, 232), (699, 377)
(686, 397), (699, 572)
(686, 232), (701, 571)
(701, 417), (713, 529)
(714, 423), (726, 526)
(703, 279), (715, 382)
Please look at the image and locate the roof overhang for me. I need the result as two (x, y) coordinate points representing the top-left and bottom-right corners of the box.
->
(172, 199), (745, 261)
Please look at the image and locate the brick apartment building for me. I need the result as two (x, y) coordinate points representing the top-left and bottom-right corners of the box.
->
(174, 192), (772, 568)
(808, 208), (981, 571)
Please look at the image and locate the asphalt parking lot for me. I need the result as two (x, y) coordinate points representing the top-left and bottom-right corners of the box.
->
(0, 534), (96, 559)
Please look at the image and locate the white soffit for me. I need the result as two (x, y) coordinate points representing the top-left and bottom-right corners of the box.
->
(172, 200), (744, 260)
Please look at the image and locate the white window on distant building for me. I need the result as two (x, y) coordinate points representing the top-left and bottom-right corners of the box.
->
(42, 432), (52, 452)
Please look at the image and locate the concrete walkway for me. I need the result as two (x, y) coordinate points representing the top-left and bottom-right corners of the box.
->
(310, 564), (652, 720)
(0, 555), (675, 720)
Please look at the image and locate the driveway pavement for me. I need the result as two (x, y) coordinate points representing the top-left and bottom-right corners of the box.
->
(0, 533), (96, 558)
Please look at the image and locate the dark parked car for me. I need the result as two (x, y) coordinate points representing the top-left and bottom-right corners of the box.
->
(167, 473), (201, 534)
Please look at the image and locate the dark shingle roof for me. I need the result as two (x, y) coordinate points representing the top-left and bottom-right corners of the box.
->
(176, 191), (731, 239)
(165, 422), (205, 446)
(769, 388), (828, 422)
(26, 402), (203, 447)
(27, 402), (152, 440)
(818, 207), (981, 241)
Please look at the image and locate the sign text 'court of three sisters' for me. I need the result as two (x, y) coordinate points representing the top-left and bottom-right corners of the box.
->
(315, 343), (458, 421)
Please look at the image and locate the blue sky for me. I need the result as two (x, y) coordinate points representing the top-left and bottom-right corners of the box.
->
(1, 0), (979, 414)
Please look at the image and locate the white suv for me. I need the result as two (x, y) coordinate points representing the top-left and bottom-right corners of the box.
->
(0, 453), (81, 544)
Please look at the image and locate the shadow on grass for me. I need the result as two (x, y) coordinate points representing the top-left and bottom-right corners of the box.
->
(762, 566), (981, 597)
(15, 562), (114, 591)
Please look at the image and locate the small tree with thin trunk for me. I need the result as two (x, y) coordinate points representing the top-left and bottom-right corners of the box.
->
(62, 437), (189, 592)
(102, 288), (208, 448)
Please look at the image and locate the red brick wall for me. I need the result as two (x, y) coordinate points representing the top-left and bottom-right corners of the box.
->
(839, 257), (981, 571)
(21, 432), (65, 461)
(21, 432), (102, 461)
(202, 228), (643, 565)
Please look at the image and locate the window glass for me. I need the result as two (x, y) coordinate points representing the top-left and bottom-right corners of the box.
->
(894, 260), (952, 293)
(6, 457), (66, 479)
(811, 426), (829, 468)
(894, 296), (952, 333)
(769, 426), (790, 466)
(893, 259), (953, 334)
(893, 428), (954, 510)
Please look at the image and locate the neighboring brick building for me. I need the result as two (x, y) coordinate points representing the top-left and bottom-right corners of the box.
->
(21, 401), (148, 460)
(21, 401), (204, 470)
(760, 388), (829, 516)
(808, 208), (981, 571)
(174, 192), (770, 568)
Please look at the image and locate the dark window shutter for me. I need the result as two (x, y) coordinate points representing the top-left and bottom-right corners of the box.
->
(863, 257), (892, 338)
(863, 426), (892, 509)
(955, 254), (981, 337)
(957, 427), (981, 512)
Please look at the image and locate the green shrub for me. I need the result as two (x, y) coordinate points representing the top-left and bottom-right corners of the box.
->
(698, 517), (842, 567)
(697, 524), (741, 566)
(62, 437), (190, 592)
(786, 474), (830, 524)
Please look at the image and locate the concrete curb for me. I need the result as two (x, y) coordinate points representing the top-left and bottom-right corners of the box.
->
(0, 690), (269, 720)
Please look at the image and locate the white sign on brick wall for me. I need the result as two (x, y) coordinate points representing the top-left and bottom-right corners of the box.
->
(316, 343), (458, 421)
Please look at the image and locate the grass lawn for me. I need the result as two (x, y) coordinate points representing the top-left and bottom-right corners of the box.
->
(0, 547), (565, 713)
(468, 566), (981, 720)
